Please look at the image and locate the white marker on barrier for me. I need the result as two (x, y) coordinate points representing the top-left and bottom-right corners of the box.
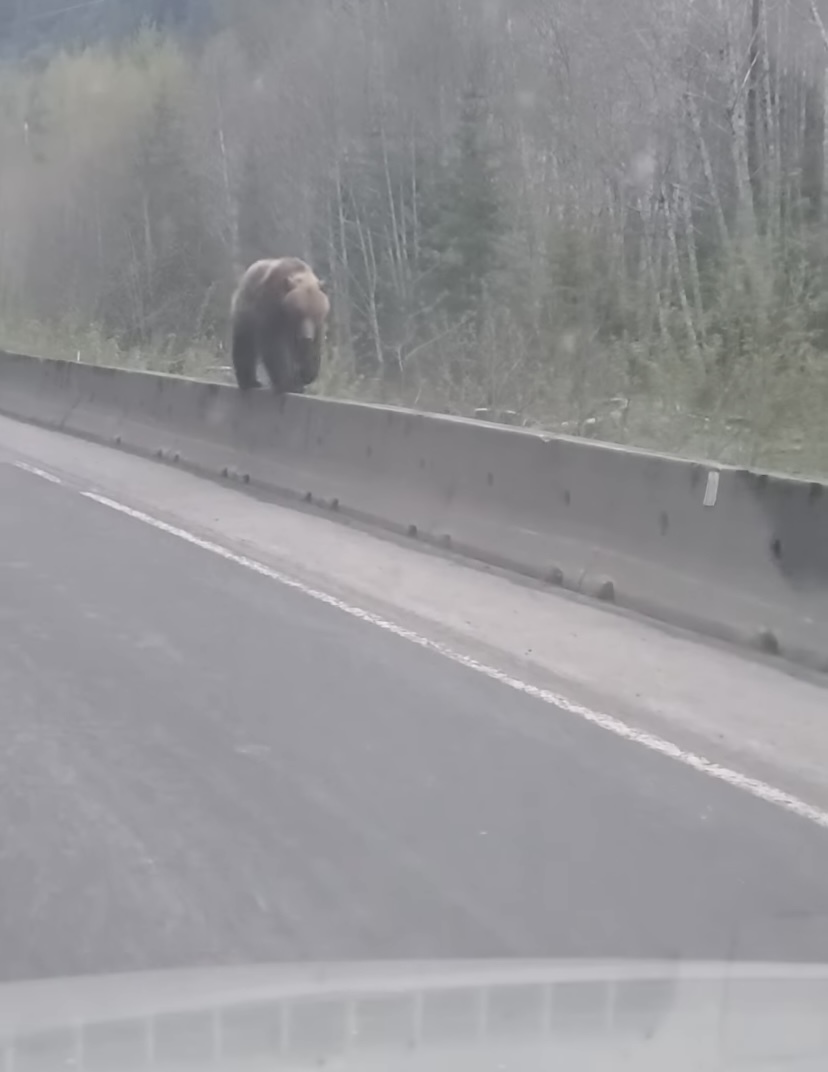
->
(703, 470), (719, 507)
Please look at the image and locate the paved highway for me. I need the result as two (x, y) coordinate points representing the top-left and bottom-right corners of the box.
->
(2, 448), (828, 984)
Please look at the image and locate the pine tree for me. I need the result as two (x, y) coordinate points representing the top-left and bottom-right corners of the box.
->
(101, 71), (220, 345)
(0, 0), (213, 57)
(237, 140), (279, 267)
(426, 81), (502, 324)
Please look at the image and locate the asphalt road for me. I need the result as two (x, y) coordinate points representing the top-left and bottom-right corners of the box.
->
(2, 459), (828, 983)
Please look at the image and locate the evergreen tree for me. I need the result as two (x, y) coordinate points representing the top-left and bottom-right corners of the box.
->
(101, 73), (221, 345)
(0, 0), (214, 57)
(237, 140), (279, 267)
(426, 81), (502, 323)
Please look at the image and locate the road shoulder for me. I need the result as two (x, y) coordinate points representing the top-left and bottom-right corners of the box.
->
(3, 412), (828, 814)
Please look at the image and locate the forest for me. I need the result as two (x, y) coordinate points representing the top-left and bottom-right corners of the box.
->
(0, 0), (827, 474)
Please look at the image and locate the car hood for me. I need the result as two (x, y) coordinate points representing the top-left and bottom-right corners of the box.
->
(2, 960), (827, 1071)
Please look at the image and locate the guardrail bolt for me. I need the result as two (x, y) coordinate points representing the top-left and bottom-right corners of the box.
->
(590, 577), (615, 602)
(753, 627), (780, 656)
(407, 524), (418, 538)
(544, 566), (564, 586)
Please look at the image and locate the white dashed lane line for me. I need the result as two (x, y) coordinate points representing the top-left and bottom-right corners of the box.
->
(12, 460), (64, 485)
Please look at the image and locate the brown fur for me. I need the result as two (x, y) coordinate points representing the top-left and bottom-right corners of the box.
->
(230, 257), (330, 392)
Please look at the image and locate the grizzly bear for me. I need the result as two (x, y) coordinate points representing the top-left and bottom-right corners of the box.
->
(230, 257), (330, 393)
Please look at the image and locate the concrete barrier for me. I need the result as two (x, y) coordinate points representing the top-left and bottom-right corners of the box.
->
(2, 348), (827, 671)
